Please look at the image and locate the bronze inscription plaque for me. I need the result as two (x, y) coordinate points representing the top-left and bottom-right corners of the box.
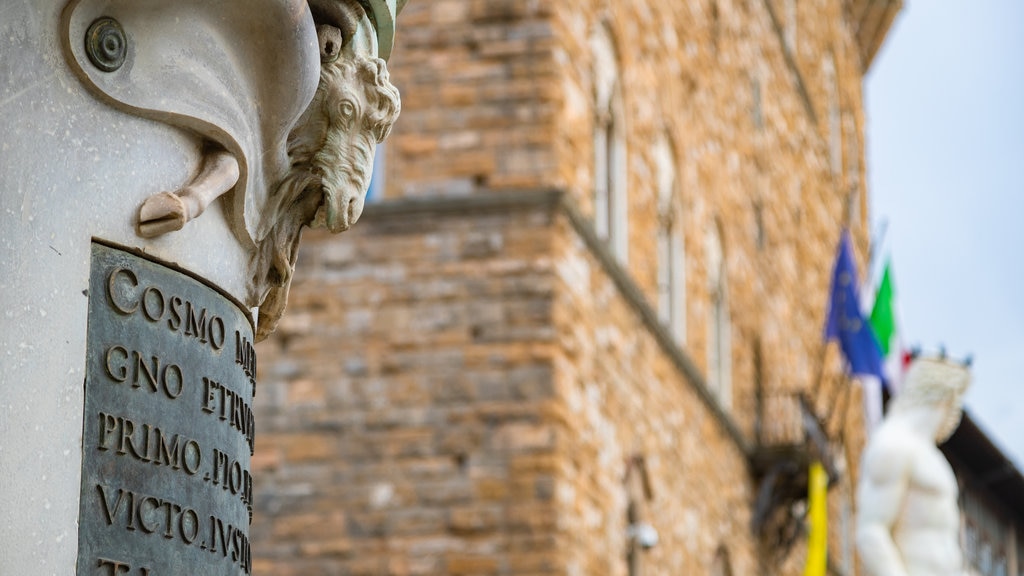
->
(78, 243), (257, 575)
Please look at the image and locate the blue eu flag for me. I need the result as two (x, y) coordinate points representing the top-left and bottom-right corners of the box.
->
(824, 231), (884, 378)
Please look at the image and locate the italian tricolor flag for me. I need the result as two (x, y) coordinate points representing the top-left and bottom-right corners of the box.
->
(868, 260), (905, 394)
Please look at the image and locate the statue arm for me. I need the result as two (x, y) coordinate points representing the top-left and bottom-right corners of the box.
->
(856, 438), (912, 576)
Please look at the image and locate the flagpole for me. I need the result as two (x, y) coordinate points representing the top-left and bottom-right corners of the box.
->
(810, 341), (830, 400)
(820, 364), (850, 437)
(820, 225), (886, 444)
(827, 375), (854, 439)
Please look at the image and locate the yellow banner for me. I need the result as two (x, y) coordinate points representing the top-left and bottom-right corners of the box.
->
(804, 461), (828, 576)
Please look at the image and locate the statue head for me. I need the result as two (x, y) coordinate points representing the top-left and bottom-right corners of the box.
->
(249, 0), (403, 340)
(281, 0), (401, 235)
(889, 357), (971, 442)
(294, 47), (401, 233)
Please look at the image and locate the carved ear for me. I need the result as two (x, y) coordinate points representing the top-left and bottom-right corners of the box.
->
(317, 25), (344, 63)
(309, 0), (364, 52)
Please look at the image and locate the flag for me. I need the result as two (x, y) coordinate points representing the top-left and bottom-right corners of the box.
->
(824, 231), (884, 379)
(868, 262), (895, 354)
(804, 461), (828, 576)
(868, 260), (904, 393)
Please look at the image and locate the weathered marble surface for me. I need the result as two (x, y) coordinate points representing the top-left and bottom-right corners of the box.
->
(2, 4), (255, 571)
(0, 0), (402, 571)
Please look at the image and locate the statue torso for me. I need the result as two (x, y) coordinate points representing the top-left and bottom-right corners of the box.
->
(893, 432), (963, 576)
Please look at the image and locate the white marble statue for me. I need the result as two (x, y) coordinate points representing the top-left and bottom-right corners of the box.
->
(856, 357), (971, 576)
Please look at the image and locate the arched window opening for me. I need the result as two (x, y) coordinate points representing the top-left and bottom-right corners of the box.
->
(591, 24), (628, 263)
(654, 134), (685, 342)
(706, 223), (731, 409)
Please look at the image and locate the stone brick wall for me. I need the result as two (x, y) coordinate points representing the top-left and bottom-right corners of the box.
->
(251, 0), (894, 573)
(385, 0), (879, 448)
(546, 0), (873, 441)
(384, 2), (560, 197)
(549, 211), (758, 575)
(252, 199), (566, 575)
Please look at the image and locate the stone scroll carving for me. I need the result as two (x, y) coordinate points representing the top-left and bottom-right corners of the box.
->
(61, 0), (322, 242)
(61, 0), (405, 341)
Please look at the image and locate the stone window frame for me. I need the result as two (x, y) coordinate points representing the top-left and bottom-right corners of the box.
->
(705, 219), (731, 410)
(654, 132), (686, 343)
(590, 23), (629, 264)
(784, 0), (797, 55)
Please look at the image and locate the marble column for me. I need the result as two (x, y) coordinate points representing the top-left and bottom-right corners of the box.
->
(0, 0), (403, 572)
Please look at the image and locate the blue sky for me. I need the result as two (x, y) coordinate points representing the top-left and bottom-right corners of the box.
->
(866, 1), (1024, 466)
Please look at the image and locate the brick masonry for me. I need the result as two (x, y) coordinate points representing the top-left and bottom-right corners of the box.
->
(252, 202), (566, 575)
(252, 0), (898, 574)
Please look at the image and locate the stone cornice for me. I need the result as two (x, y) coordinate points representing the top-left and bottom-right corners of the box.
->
(845, 0), (903, 72)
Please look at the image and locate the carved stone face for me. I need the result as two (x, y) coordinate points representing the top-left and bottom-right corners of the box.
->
(306, 61), (379, 233)
(281, 3), (400, 233)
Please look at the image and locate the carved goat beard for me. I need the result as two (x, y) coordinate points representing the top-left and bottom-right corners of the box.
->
(247, 100), (376, 341)
(249, 169), (323, 340)
(247, 127), (375, 340)
(309, 129), (376, 233)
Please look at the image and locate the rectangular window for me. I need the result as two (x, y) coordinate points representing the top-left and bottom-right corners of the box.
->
(705, 226), (730, 408)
